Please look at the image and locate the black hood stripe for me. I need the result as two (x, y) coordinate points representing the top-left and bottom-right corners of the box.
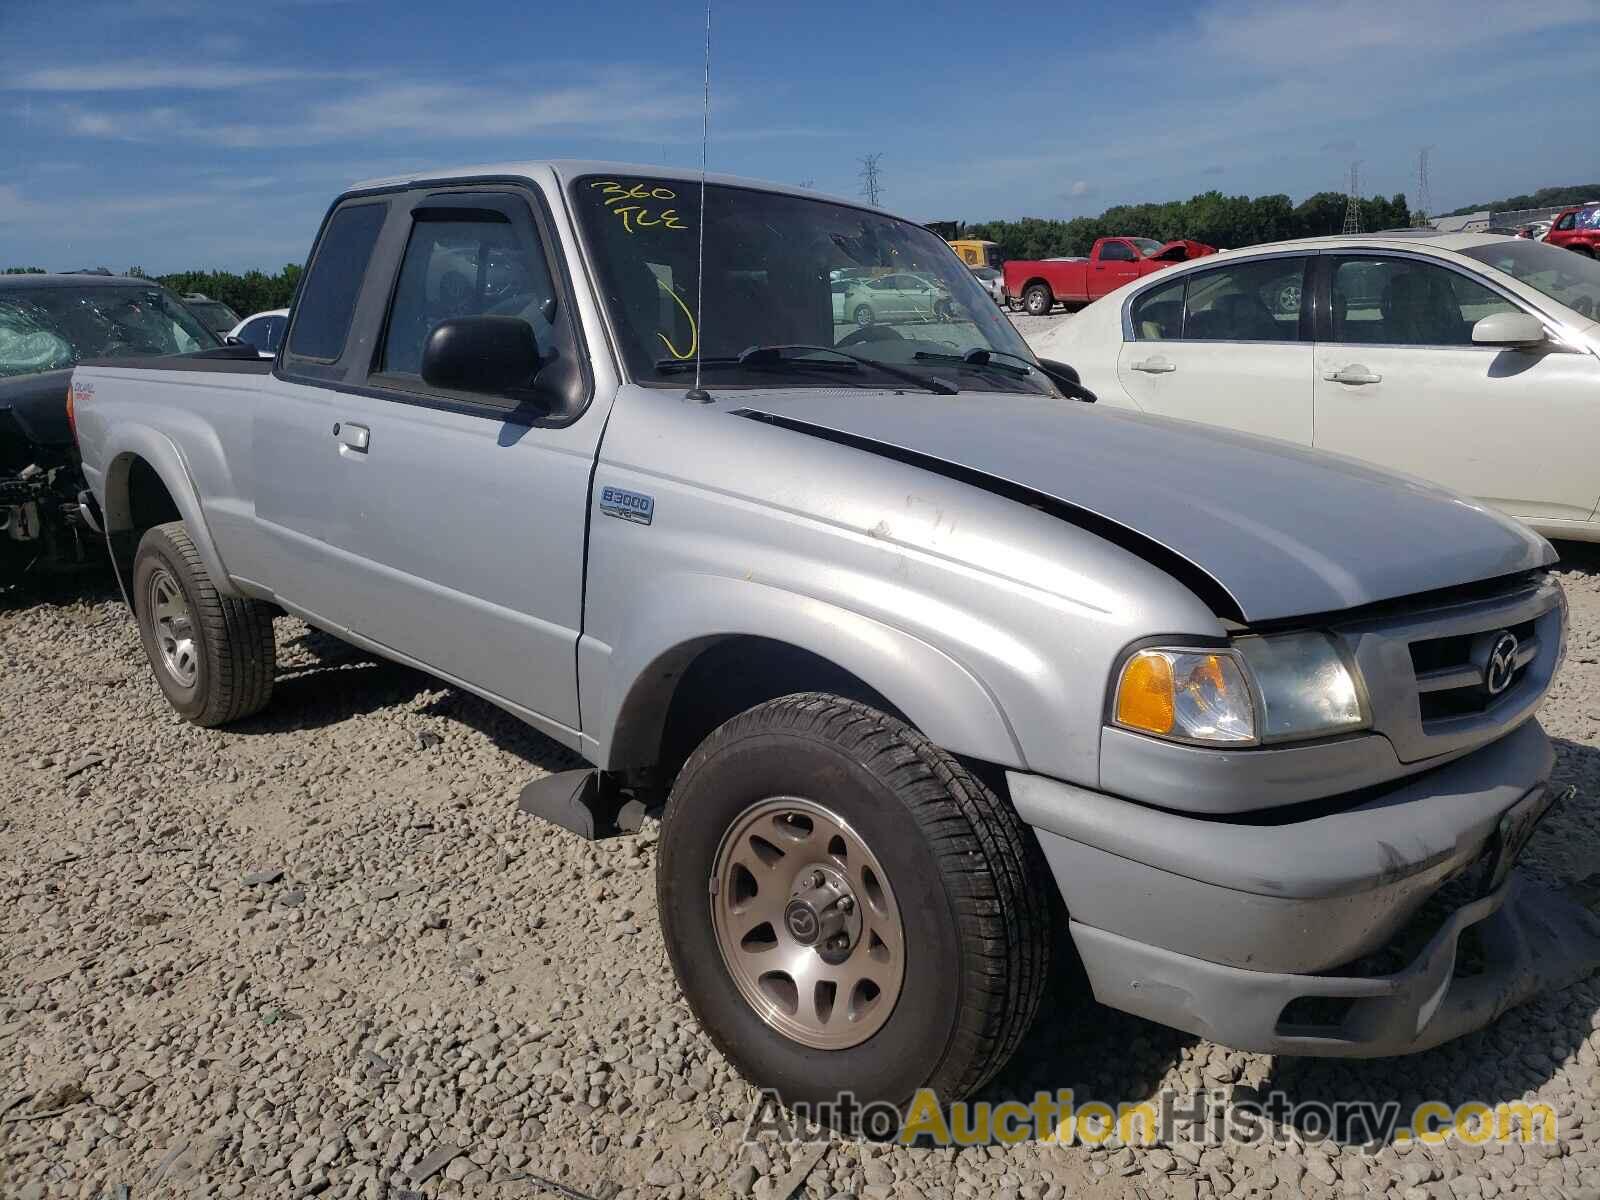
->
(730, 407), (1245, 623)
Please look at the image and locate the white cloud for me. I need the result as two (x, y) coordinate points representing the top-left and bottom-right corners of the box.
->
(1069, 180), (1091, 196)
(1194, 0), (1597, 65)
(13, 63), (354, 92)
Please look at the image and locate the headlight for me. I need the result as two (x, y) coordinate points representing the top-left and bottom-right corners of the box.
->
(1112, 633), (1367, 747)
(1234, 632), (1365, 741)
(1113, 648), (1255, 744)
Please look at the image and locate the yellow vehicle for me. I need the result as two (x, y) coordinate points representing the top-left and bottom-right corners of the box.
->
(947, 239), (1002, 269)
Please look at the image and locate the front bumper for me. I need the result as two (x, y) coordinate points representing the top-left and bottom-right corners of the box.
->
(1010, 720), (1600, 1056)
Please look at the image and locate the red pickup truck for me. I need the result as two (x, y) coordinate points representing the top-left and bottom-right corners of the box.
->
(1545, 203), (1600, 257)
(1004, 236), (1217, 315)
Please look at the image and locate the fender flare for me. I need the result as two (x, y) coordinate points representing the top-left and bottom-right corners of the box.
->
(589, 573), (1024, 771)
(99, 426), (239, 598)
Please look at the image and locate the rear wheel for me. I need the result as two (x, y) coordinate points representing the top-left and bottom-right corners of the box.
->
(657, 693), (1052, 1108)
(132, 521), (275, 727)
(1024, 284), (1053, 316)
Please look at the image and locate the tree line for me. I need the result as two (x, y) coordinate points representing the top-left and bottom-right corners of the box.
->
(957, 190), (1412, 262)
(1443, 184), (1600, 217)
(2, 264), (302, 318)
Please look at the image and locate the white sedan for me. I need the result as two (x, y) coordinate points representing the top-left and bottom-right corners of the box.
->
(226, 308), (290, 359)
(1032, 232), (1600, 542)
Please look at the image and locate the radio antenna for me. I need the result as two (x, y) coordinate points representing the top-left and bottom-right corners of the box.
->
(684, 0), (714, 404)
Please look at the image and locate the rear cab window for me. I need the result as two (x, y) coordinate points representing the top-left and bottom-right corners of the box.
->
(285, 202), (388, 362)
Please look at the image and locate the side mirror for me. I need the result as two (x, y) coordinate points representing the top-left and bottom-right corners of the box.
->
(1472, 311), (1547, 349)
(421, 315), (546, 400)
(1038, 357), (1097, 403)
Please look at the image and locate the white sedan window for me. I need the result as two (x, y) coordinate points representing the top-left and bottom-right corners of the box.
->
(1329, 258), (1519, 346)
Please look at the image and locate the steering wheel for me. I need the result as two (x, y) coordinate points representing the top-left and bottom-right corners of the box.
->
(837, 324), (903, 347)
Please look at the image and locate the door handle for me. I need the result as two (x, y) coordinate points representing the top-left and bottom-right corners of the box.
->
(333, 421), (370, 452)
(1324, 365), (1382, 385)
(1130, 357), (1177, 374)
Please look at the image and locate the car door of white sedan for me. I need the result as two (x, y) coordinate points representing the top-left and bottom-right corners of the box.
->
(1114, 255), (1315, 445)
(1312, 253), (1600, 526)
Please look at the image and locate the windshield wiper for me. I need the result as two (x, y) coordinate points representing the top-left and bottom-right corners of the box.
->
(657, 344), (959, 395)
(911, 347), (1034, 377)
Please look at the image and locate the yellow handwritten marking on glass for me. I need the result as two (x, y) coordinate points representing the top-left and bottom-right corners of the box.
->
(655, 279), (698, 361)
(590, 180), (688, 234)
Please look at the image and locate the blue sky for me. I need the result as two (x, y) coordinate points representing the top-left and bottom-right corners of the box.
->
(2, 0), (1597, 274)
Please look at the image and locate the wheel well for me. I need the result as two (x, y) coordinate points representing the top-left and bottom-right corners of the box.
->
(127, 456), (180, 530)
(106, 454), (181, 602)
(613, 636), (906, 784)
(1023, 278), (1052, 298)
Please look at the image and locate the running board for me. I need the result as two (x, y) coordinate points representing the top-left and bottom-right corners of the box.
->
(517, 768), (621, 840)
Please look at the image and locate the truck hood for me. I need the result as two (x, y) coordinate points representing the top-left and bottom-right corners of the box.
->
(733, 390), (1553, 623)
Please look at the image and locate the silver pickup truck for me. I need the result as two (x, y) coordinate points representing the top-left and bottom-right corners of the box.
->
(71, 161), (1600, 1107)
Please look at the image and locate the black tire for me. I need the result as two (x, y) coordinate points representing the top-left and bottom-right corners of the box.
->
(933, 298), (955, 321)
(1023, 284), (1053, 316)
(853, 303), (876, 328)
(657, 692), (1052, 1109)
(132, 521), (275, 727)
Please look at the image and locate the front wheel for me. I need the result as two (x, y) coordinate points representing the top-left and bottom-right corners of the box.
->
(657, 693), (1052, 1108)
(1023, 284), (1053, 316)
(132, 521), (276, 726)
(853, 303), (876, 328)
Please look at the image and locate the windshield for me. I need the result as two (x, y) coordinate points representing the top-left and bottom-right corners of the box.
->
(1130, 237), (1165, 257)
(1460, 240), (1600, 322)
(0, 284), (220, 379)
(972, 267), (1000, 281)
(187, 300), (240, 333)
(573, 176), (1052, 394)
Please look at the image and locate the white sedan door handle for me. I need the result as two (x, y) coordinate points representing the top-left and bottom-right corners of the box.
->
(1324, 365), (1382, 385)
(1130, 357), (1177, 374)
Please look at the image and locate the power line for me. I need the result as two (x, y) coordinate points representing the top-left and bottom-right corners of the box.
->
(1342, 161), (1363, 235)
(858, 154), (884, 207)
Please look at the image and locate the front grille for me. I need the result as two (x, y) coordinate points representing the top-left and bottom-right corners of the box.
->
(1333, 573), (1563, 764)
(1410, 617), (1539, 724)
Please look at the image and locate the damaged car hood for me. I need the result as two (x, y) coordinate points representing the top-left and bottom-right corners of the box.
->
(733, 390), (1553, 623)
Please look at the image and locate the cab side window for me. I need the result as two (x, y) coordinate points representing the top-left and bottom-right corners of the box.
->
(1099, 241), (1136, 262)
(286, 202), (387, 361)
(1328, 257), (1520, 346)
(380, 214), (558, 379)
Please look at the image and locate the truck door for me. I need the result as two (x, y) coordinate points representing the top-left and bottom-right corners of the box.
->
(272, 186), (600, 732)
(1090, 240), (1141, 298)
(254, 199), (390, 631)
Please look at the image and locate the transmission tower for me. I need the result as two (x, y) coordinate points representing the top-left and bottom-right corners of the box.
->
(1412, 146), (1434, 227)
(859, 153), (884, 207)
(1341, 161), (1363, 235)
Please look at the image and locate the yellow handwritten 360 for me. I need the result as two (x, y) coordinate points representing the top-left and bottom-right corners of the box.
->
(590, 181), (689, 234)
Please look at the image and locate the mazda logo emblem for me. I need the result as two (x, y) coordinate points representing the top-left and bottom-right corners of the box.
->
(1485, 631), (1519, 696)
(784, 901), (819, 945)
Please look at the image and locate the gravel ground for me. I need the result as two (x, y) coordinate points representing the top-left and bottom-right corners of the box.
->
(3, 549), (1600, 1197)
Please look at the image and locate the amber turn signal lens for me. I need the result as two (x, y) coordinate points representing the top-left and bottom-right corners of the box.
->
(1115, 651), (1175, 735)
